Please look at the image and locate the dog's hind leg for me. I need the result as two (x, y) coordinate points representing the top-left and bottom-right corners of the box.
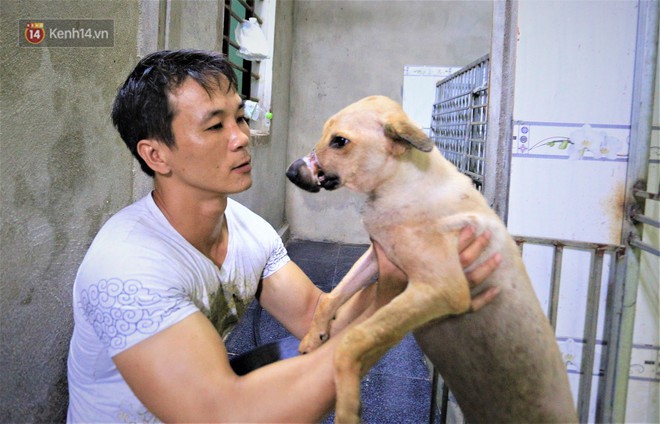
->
(333, 270), (471, 423)
(299, 245), (379, 354)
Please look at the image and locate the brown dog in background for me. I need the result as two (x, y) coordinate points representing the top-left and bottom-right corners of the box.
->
(286, 96), (577, 423)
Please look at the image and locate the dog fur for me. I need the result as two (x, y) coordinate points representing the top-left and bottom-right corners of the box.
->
(286, 96), (577, 423)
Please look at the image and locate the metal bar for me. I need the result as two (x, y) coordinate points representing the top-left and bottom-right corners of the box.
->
(512, 236), (623, 253)
(440, 380), (449, 424)
(234, 0), (263, 24)
(429, 368), (439, 424)
(225, 59), (260, 80)
(548, 244), (563, 330)
(631, 212), (660, 228)
(437, 92), (476, 104)
(611, 1), (659, 420)
(516, 236), (625, 421)
(225, 0), (262, 24)
(598, 249), (625, 423)
(483, 0), (517, 222)
(225, 3), (245, 23)
(577, 248), (605, 422)
(633, 188), (660, 201)
(436, 54), (491, 87)
(223, 34), (241, 50)
(629, 236), (660, 257)
(461, 89), (474, 174)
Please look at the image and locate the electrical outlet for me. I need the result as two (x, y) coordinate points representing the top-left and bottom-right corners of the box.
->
(629, 346), (660, 380)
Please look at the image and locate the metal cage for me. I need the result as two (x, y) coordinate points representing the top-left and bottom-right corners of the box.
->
(431, 55), (490, 191)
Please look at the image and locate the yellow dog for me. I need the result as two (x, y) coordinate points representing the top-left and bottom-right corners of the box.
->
(286, 96), (577, 423)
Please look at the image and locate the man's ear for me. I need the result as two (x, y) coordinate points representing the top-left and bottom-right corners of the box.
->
(136, 139), (171, 175)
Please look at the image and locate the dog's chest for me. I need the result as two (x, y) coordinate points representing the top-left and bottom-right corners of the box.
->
(362, 198), (433, 239)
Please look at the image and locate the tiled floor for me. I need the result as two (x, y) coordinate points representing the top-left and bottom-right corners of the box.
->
(225, 240), (435, 423)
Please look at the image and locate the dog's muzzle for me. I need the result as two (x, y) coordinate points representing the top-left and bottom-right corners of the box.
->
(286, 150), (340, 192)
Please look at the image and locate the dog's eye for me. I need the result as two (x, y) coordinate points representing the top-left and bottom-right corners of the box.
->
(330, 136), (350, 149)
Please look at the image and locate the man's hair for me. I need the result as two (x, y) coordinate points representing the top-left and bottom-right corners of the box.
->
(111, 49), (238, 176)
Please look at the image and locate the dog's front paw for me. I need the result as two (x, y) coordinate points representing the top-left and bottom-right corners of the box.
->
(334, 399), (361, 424)
(299, 294), (338, 354)
(298, 329), (329, 354)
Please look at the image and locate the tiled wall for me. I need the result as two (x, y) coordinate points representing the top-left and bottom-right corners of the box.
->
(509, 1), (658, 422)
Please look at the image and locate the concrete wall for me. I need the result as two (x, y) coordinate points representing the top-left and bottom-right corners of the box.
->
(0, 2), (140, 421)
(285, 0), (493, 244)
(0, 1), (293, 422)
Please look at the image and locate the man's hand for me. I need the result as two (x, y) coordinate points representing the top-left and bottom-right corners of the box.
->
(457, 225), (501, 311)
(458, 226), (501, 284)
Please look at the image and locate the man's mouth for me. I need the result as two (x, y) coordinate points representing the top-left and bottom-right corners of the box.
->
(232, 158), (252, 173)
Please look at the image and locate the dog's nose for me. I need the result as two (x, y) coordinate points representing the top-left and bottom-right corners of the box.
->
(286, 159), (321, 192)
(286, 159), (304, 182)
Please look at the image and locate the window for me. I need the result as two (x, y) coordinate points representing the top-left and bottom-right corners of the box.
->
(222, 0), (264, 102)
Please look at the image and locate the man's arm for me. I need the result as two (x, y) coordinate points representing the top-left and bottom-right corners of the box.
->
(113, 309), (339, 423)
(257, 261), (325, 339)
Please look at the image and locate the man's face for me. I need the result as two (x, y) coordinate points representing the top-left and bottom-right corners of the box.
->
(163, 77), (252, 197)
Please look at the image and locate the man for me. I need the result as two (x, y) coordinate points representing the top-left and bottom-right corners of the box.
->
(67, 49), (500, 423)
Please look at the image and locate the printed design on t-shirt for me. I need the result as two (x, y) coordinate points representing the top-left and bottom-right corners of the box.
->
(208, 285), (235, 338)
(263, 243), (290, 278)
(79, 278), (184, 349)
(115, 396), (160, 423)
(207, 278), (253, 339)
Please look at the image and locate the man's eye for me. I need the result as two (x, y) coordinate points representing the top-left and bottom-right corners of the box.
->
(330, 136), (350, 148)
(207, 122), (223, 131)
(237, 116), (249, 125)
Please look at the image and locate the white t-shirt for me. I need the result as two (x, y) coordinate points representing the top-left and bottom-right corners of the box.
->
(67, 193), (290, 423)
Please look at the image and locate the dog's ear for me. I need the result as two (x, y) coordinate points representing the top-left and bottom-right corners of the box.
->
(383, 113), (435, 152)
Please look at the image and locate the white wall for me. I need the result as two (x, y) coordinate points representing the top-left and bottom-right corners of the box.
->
(402, 65), (461, 135)
(509, 1), (658, 422)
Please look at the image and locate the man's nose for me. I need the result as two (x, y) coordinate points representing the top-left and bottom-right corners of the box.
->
(228, 124), (250, 150)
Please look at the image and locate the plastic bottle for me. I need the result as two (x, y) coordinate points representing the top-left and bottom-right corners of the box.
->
(244, 100), (272, 136)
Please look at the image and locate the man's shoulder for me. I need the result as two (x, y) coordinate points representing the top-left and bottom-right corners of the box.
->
(95, 195), (165, 244)
(74, 195), (205, 294)
(82, 195), (184, 270)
